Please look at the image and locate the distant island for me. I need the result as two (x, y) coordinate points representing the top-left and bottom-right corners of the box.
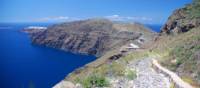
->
(24, 19), (156, 57)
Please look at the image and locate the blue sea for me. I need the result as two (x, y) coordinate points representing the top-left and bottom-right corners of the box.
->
(0, 23), (96, 88)
(146, 24), (162, 32)
(0, 23), (161, 88)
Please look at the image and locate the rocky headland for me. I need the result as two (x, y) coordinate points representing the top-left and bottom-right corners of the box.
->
(26, 19), (156, 57)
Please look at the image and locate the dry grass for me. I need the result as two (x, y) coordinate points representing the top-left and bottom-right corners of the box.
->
(66, 48), (153, 85)
(151, 27), (200, 86)
(182, 76), (200, 88)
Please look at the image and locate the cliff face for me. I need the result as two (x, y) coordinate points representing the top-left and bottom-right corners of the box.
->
(161, 3), (200, 35)
(159, 0), (200, 86)
(29, 19), (155, 57)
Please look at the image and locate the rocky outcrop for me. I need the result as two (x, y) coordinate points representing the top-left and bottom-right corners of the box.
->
(161, 5), (200, 35)
(28, 19), (156, 57)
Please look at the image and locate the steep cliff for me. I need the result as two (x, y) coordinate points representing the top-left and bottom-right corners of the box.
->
(28, 19), (155, 57)
(161, 0), (200, 35)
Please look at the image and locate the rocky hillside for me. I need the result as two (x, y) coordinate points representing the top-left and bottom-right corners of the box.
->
(161, 0), (200, 35)
(28, 18), (155, 57)
(156, 0), (200, 87)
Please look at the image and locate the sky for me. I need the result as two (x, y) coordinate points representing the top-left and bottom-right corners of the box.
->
(0, 0), (192, 24)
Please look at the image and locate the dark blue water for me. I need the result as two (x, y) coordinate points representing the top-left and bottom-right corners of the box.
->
(146, 24), (162, 32)
(0, 23), (96, 88)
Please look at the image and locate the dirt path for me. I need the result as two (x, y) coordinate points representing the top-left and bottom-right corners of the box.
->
(152, 59), (194, 88)
(130, 58), (170, 88)
(54, 57), (193, 88)
(110, 58), (170, 88)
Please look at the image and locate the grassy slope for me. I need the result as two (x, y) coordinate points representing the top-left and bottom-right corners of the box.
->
(151, 27), (200, 87)
(153, 0), (200, 87)
(66, 45), (154, 87)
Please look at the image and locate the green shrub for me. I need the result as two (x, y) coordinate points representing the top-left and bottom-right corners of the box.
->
(176, 57), (183, 67)
(81, 74), (109, 88)
(125, 69), (137, 80)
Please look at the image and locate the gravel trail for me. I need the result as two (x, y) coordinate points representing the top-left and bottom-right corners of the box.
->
(111, 58), (170, 88)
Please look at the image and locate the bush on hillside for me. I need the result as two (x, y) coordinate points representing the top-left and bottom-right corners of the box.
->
(125, 69), (137, 80)
(80, 74), (109, 88)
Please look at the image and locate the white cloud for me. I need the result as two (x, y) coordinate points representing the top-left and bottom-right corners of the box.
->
(35, 16), (79, 22)
(105, 15), (153, 23)
(33, 15), (153, 24)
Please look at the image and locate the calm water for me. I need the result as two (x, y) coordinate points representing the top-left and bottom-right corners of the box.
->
(0, 23), (161, 88)
(0, 23), (96, 88)
(146, 24), (162, 32)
